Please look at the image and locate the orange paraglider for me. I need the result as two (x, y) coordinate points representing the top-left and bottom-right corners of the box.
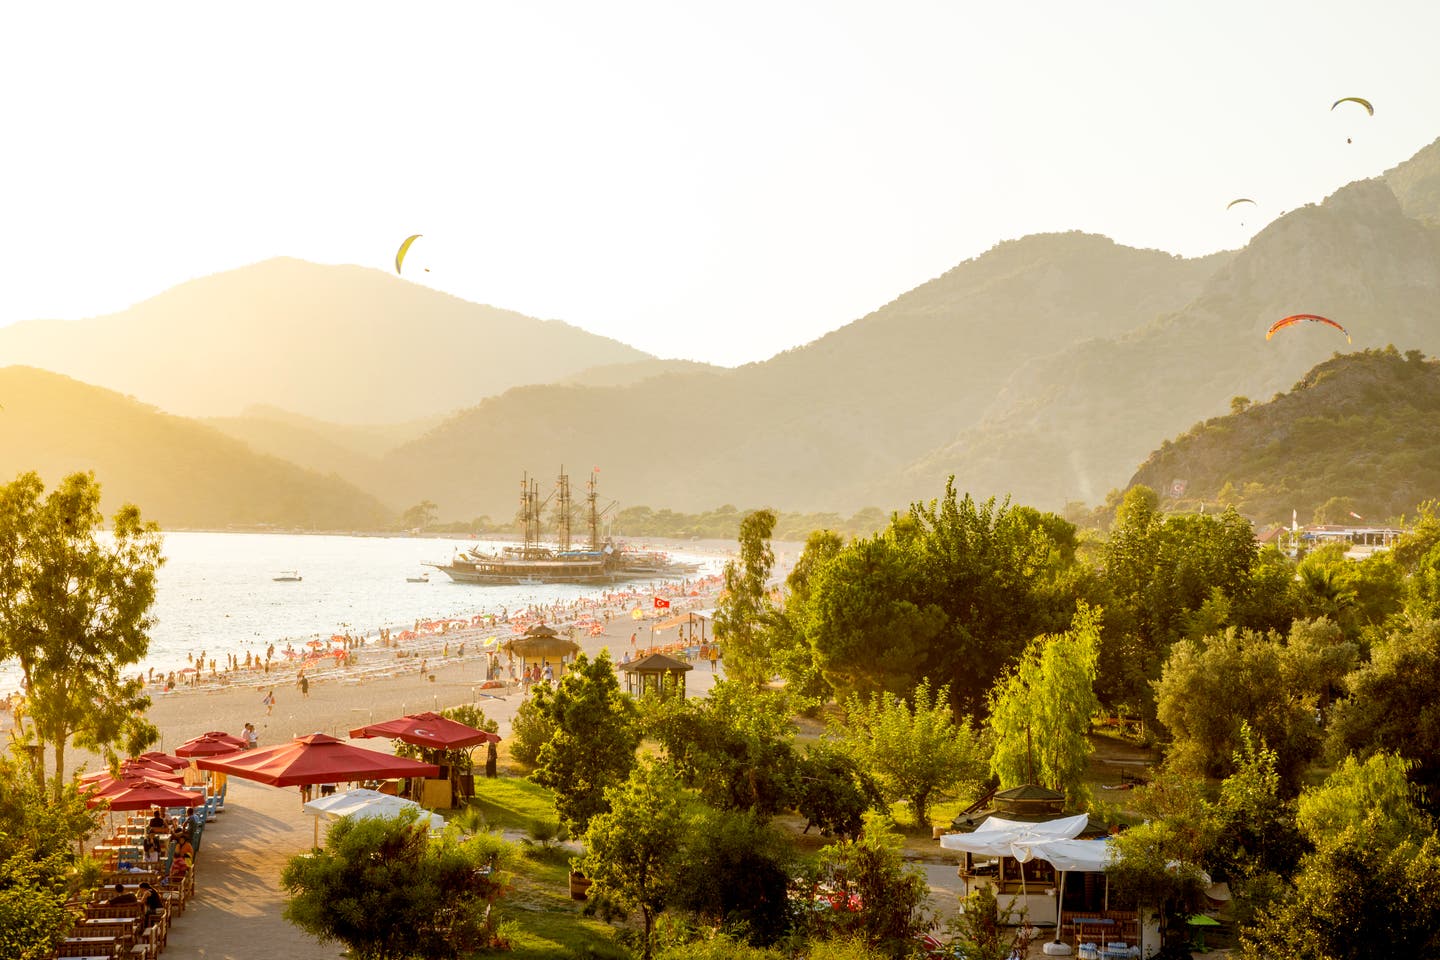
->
(1266, 314), (1352, 344)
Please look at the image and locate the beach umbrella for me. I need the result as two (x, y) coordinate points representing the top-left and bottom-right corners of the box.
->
(350, 711), (500, 750)
(195, 733), (439, 787)
(175, 733), (246, 758)
(136, 751), (190, 770)
(85, 777), (205, 812)
(79, 762), (184, 785)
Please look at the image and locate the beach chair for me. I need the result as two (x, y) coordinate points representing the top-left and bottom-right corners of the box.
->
(127, 923), (160, 960)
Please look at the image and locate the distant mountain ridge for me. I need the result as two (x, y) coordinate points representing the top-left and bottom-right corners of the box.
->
(0, 367), (393, 529)
(5, 136), (1440, 528)
(0, 258), (651, 423)
(903, 144), (1440, 510)
(368, 232), (1229, 519)
(1129, 349), (1440, 524)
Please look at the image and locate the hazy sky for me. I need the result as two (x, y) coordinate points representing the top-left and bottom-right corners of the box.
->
(3, 2), (1438, 366)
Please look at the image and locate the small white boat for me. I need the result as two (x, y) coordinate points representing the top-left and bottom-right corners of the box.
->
(273, 570), (303, 582)
(406, 573), (430, 583)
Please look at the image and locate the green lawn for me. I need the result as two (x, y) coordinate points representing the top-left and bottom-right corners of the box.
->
(470, 774), (563, 832)
(465, 775), (633, 958)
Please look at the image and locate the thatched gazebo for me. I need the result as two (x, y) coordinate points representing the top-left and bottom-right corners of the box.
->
(504, 624), (581, 676)
(621, 652), (693, 698)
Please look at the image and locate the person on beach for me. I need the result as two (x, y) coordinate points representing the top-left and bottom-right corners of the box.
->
(263, 689), (276, 715)
(107, 882), (139, 905)
(138, 882), (164, 931)
(299, 672), (309, 698)
(244, 722), (258, 749)
(174, 834), (194, 866)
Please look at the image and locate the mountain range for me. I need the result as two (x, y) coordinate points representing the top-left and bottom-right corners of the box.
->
(2, 136), (1439, 528)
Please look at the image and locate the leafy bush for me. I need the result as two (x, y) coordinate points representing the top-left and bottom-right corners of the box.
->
(508, 693), (556, 768)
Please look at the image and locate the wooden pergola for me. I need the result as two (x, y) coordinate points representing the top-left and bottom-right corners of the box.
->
(621, 652), (693, 698)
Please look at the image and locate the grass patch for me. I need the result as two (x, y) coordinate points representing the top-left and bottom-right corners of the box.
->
(464, 776), (631, 958)
(501, 852), (629, 959)
(470, 775), (561, 832)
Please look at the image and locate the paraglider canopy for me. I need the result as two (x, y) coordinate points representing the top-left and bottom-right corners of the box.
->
(1226, 198), (1256, 210)
(1266, 314), (1352, 344)
(1331, 97), (1374, 115)
(395, 234), (422, 274)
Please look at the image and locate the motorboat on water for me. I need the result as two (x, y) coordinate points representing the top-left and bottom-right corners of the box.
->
(273, 570), (303, 582)
(406, 572), (430, 583)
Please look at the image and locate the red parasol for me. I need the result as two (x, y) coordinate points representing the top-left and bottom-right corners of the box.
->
(79, 762), (183, 785)
(350, 711), (501, 750)
(85, 777), (206, 811)
(175, 732), (247, 758)
(136, 751), (190, 770)
(195, 733), (439, 787)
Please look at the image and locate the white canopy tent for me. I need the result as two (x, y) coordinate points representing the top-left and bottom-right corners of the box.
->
(303, 787), (446, 846)
(941, 816), (1118, 950)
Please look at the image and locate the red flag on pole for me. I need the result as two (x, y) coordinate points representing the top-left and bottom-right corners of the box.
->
(653, 597), (670, 609)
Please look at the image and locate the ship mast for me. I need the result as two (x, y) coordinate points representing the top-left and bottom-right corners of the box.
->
(519, 472), (544, 554)
(587, 469), (600, 551)
(555, 467), (572, 552)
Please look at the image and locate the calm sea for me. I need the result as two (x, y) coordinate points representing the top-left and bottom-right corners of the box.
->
(0, 531), (725, 694)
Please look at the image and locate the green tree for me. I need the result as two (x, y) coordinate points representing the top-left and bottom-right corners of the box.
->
(1106, 819), (1212, 955)
(506, 693), (556, 768)
(1210, 724), (1305, 885)
(1153, 627), (1322, 789)
(281, 810), (515, 959)
(0, 472), (162, 795)
(988, 604), (1102, 803)
(580, 759), (689, 960)
(672, 806), (794, 945)
(942, 885), (1039, 960)
(713, 509), (778, 687)
(768, 528), (846, 702)
(834, 680), (987, 826)
(803, 483), (1082, 714)
(793, 742), (883, 840)
(1101, 488), (1263, 714)
(802, 532), (945, 699)
(1326, 618), (1440, 813)
(531, 651), (641, 833)
(803, 813), (932, 958)
(646, 681), (797, 819)
(399, 499), (438, 531)
(0, 758), (100, 960)
(1240, 753), (1440, 960)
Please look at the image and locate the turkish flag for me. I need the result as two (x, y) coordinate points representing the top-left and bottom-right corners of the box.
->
(653, 597), (671, 609)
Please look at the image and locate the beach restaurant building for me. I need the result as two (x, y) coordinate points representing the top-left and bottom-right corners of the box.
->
(940, 786), (1144, 951)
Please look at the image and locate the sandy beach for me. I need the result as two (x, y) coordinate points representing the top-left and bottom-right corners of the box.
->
(43, 577), (727, 960)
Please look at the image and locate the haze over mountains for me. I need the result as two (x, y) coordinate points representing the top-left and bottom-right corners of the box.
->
(0, 257), (648, 423)
(3, 136), (1439, 529)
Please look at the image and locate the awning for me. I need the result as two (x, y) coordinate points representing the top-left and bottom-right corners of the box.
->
(939, 813), (1091, 861)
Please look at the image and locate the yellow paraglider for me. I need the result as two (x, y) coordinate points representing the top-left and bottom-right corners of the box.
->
(1226, 198), (1256, 210)
(395, 234), (422, 275)
(1330, 97), (1374, 116)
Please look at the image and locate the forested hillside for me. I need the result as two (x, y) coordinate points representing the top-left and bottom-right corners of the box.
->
(0, 367), (394, 529)
(906, 155), (1440, 510)
(1130, 348), (1440, 524)
(374, 233), (1227, 520)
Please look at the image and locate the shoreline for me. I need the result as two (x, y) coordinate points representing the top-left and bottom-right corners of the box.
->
(2, 571), (730, 778)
